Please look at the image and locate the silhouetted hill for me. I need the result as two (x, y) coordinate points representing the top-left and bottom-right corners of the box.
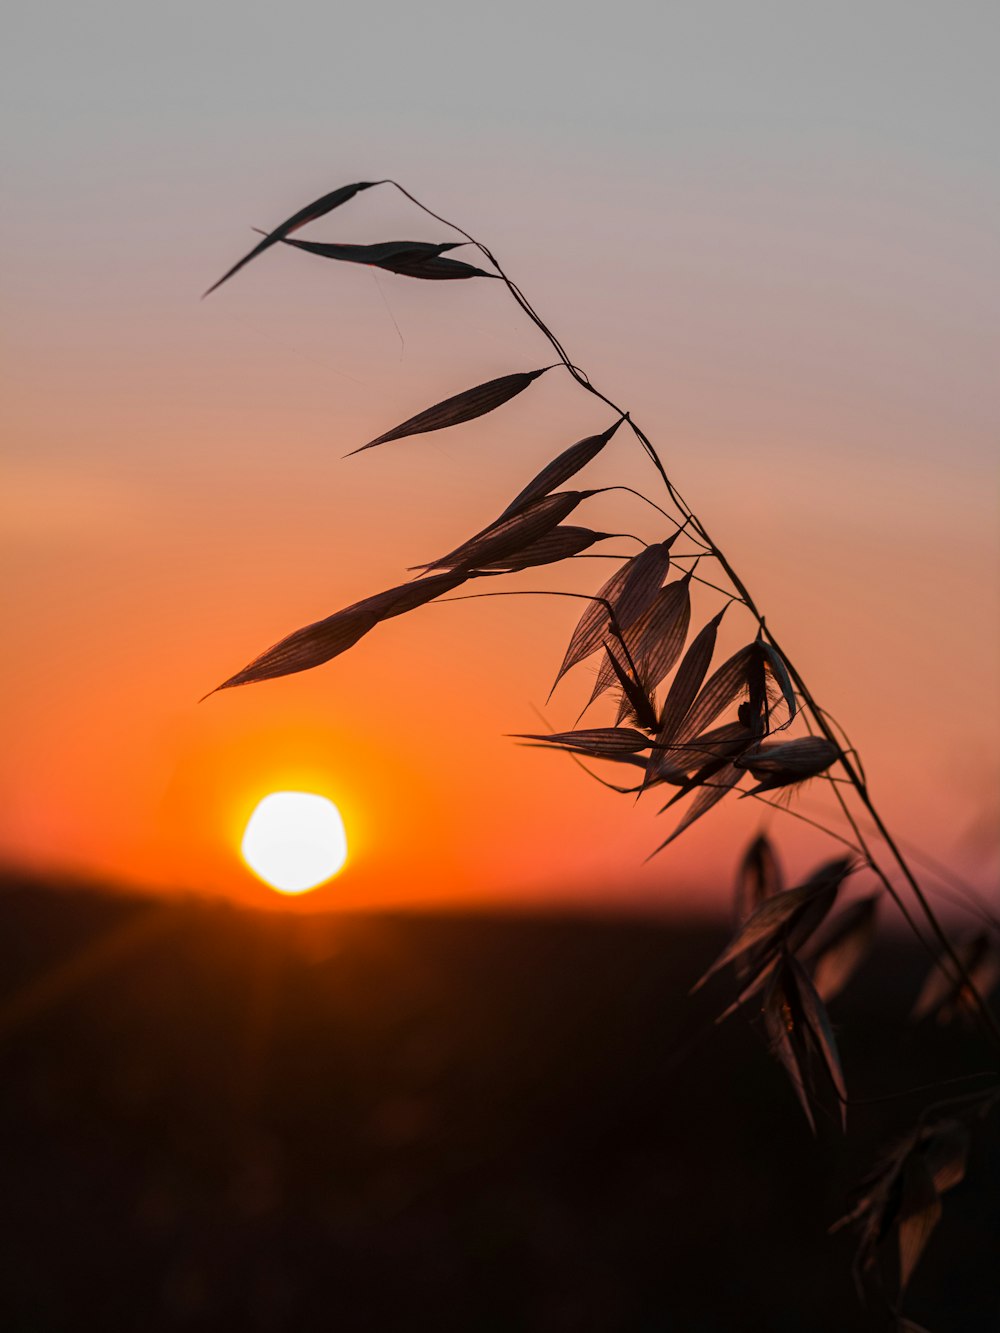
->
(0, 876), (996, 1331)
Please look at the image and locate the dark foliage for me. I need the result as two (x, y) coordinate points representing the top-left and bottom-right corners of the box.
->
(1, 878), (998, 1332)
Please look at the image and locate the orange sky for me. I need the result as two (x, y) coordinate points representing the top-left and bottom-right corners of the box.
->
(3, 4), (998, 914)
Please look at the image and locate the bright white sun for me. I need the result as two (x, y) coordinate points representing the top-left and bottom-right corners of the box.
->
(241, 791), (348, 894)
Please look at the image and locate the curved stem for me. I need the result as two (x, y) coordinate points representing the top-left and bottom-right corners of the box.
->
(742, 792), (866, 859)
(388, 179), (1000, 1057)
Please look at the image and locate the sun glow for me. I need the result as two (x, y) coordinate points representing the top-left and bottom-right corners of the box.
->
(241, 791), (348, 894)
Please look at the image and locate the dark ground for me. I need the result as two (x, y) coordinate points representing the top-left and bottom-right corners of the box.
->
(0, 875), (997, 1332)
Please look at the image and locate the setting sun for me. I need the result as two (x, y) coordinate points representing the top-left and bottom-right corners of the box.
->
(241, 791), (348, 894)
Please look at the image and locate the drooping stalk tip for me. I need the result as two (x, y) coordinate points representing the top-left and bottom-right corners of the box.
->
(203, 177), (1000, 1061)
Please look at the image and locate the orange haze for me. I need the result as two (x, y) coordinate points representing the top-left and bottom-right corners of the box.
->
(4, 8), (998, 913)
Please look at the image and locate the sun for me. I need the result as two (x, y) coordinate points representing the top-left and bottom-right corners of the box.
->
(241, 791), (348, 894)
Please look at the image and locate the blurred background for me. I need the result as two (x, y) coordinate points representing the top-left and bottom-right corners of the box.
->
(2, 3), (999, 1328)
(2, 877), (999, 1331)
(3, 0), (998, 910)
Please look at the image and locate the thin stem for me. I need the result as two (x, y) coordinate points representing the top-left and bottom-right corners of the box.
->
(668, 557), (747, 604)
(599, 488), (714, 550)
(839, 1072), (999, 1109)
(778, 792), (1000, 936)
(436, 586), (648, 701)
(894, 840), (1000, 935)
(388, 179), (1000, 1057)
(742, 792), (866, 858)
(798, 717), (975, 997)
(921, 882), (1000, 934)
(567, 553), (740, 604)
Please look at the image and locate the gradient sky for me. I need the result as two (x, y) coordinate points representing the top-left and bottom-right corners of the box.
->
(3, 2), (998, 913)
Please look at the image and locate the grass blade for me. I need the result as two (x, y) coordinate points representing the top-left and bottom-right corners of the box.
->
(203, 180), (377, 296)
(590, 573), (692, 715)
(629, 573), (692, 685)
(514, 727), (651, 757)
(761, 641), (797, 726)
(602, 645), (658, 732)
(496, 419), (624, 522)
(655, 608), (727, 742)
(735, 833), (784, 925)
(897, 1156), (942, 1293)
(646, 721), (752, 788)
(810, 895), (879, 1002)
(551, 541), (673, 692)
(763, 966), (816, 1134)
(673, 644), (756, 746)
(923, 1122), (969, 1195)
(350, 368), (551, 455)
(788, 954), (848, 1128)
(652, 763), (743, 853)
(210, 569), (468, 693)
(274, 235), (491, 279)
(478, 525), (610, 571)
(691, 871), (843, 993)
(421, 491), (594, 572)
(737, 736), (841, 794)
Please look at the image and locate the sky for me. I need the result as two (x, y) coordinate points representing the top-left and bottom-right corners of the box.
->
(2, 1), (998, 914)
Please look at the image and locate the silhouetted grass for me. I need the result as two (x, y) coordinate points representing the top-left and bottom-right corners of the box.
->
(200, 182), (1000, 1328)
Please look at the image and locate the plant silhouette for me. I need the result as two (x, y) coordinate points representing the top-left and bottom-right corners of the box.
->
(205, 180), (999, 1328)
